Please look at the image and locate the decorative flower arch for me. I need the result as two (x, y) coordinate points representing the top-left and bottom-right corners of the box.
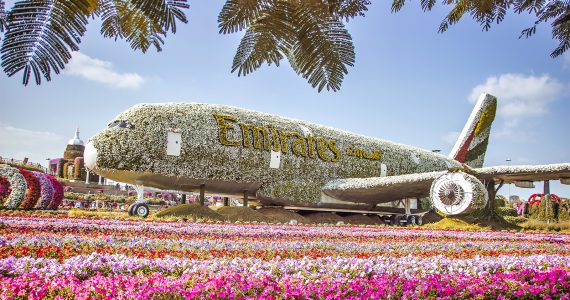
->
(33, 171), (54, 210)
(18, 169), (41, 210)
(0, 165), (27, 209)
(46, 175), (64, 210)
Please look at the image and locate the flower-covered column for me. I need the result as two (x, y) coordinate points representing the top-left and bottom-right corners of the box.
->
(0, 165), (27, 209)
(18, 169), (41, 210)
(33, 171), (54, 210)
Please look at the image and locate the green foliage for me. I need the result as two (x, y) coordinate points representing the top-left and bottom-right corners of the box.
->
(494, 195), (507, 208)
(536, 195), (556, 222)
(503, 215), (528, 225)
(218, 0), (369, 92)
(558, 198), (570, 222)
(0, 0), (188, 85)
(521, 219), (570, 232)
(391, 0), (568, 59)
(419, 197), (432, 210)
(495, 206), (518, 217)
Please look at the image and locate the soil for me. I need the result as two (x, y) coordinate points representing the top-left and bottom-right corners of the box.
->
(257, 207), (311, 224)
(216, 207), (273, 223)
(342, 214), (381, 225)
(302, 212), (345, 224)
(152, 204), (226, 221)
(421, 210), (444, 224)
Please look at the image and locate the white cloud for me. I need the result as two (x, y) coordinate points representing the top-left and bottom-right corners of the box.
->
(442, 131), (460, 146)
(0, 125), (67, 167)
(469, 73), (566, 126)
(64, 52), (146, 89)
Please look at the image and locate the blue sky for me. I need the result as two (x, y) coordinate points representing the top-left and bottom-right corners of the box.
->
(1, 1), (569, 200)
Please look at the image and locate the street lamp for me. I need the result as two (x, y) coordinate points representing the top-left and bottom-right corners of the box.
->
(45, 158), (50, 174)
(506, 158), (512, 201)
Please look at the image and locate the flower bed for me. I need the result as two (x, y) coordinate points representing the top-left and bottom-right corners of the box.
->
(0, 214), (569, 299)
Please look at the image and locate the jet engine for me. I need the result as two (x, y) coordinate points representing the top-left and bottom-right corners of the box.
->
(430, 172), (488, 215)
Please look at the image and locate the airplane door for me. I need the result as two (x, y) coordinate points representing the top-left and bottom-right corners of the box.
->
(166, 131), (181, 156)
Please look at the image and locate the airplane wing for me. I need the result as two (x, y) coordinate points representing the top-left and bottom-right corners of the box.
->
(475, 163), (570, 184)
(322, 171), (446, 203)
(322, 163), (570, 204)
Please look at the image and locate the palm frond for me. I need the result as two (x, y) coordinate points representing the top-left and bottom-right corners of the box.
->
(232, 28), (283, 76)
(132, 0), (188, 33)
(391, 0), (406, 13)
(99, 0), (123, 40)
(288, 4), (355, 92)
(329, 0), (370, 21)
(218, 0), (268, 34)
(0, 0), (6, 33)
(438, 0), (471, 33)
(116, 0), (165, 53)
(420, 0), (436, 11)
(99, 0), (187, 52)
(0, 0), (91, 85)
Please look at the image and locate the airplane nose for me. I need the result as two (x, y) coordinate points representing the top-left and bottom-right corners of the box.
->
(84, 141), (98, 169)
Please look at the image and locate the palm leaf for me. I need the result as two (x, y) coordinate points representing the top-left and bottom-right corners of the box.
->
(0, 0), (6, 34)
(132, 0), (188, 33)
(232, 28), (283, 76)
(99, 0), (188, 53)
(218, 0), (268, 34)
(1, 0), (91, 85)
(328, 0), (370, 21)
(287, 4), (355, 92)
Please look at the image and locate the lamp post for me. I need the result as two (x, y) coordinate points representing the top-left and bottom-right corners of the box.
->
(45, 158), (50, 174)
(506, 158), (512, 201)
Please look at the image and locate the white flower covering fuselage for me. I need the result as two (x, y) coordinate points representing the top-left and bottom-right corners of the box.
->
(89, 103), (464, 207)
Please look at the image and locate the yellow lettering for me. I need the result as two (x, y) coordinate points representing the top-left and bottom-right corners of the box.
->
(290, 132), (308, 157)
(214, 114), (240, 146)
(328, 140), (340, 162)
(239, 123), (270, 150)
(267, 124), (280, 152)
(306, 135), (316, 159)
(316, 137), (331, 162)
(278, 130), (291, 154)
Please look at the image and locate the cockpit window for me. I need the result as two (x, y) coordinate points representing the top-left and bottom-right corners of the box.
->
(108, 120), (135, 129)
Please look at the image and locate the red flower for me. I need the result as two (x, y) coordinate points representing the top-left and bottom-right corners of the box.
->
(18, 169), (41, 210)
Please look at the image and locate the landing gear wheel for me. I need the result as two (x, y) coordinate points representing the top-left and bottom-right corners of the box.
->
(394, 215), (402, 226)
(407, 215), (416, 226)
(128, 203), (138, 216)
(135, 203), (150, 218)
(415, 215), (424, 226)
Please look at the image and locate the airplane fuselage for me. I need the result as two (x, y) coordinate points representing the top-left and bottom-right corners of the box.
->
(85, 103), (462, 208)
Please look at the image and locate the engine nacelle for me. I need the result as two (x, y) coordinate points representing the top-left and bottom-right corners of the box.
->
(430, 172), (488, 215)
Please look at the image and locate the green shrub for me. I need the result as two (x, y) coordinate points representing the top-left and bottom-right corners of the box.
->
(503, 215), (527, 225)
(558, 200), (570, 222)
(495, 206), (518, 217)
(494, 195), (507, 208)
(536, 195), (556, 222)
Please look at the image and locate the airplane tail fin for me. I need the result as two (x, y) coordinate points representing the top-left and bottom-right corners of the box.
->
(449, 93), (497, 168)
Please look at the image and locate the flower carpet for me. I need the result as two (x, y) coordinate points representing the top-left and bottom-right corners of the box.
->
(0, 214), (569, 299)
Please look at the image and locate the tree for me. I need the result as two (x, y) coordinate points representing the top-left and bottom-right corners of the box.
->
(0, 0), (568, 90)
(0, 0), (189, 85)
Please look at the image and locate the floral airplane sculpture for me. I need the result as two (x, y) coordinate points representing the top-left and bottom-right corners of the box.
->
(83, 94), (570, 220)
